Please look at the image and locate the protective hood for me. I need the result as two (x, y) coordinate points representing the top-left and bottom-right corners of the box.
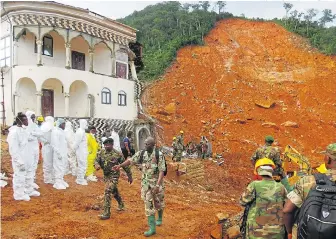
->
(56, 118), (65, 127)
(41, 116), (54, 132)
(79, 119), (88, 130)
(25, 110), (35, 125)
(65, 122), (73, 132)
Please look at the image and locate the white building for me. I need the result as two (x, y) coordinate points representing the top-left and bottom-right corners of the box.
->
(1, 1), (152, 148)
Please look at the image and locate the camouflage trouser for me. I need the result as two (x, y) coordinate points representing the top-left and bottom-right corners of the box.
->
(103, 178), (123, 214)
(141, 185), (165, 216)
(175, 149), (183, 162)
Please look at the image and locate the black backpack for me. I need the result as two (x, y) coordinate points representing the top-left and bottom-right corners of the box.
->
(297, 173), (336, 239)
(139, 149), (168, 176)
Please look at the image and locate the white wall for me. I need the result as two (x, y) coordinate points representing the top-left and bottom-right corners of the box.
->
(17, 31), (36, 66)
(70, 36), (89, 71)
(16, 78), (36, 114)
(1, 21), (10, 37)
(42, 79), (65, 116)
(93, 42), (111, 75)
(11, 65), (137, 122)
(69, 80), (87, 117)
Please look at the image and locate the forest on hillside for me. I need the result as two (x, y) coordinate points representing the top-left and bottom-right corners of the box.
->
(120, 1), (336, 81)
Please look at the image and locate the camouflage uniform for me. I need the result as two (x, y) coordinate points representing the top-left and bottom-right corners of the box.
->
(251, 143), (284, 176)
(130, 149), (166, 216)
(175, 135), (184, 162)
(240, 179), (287, 239)
(95, 148), (132, 216)
(287, 169), (336, 239)
(172, 140), (177, 160)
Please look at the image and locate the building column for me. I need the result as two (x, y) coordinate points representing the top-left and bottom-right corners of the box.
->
(65, 43), (71, 69)
(89, 48), (94, 72)
(36, 91), (42, 116)
(86, 94), (91, 117)
(64, 92), (70, 117)
(129, 60), (138, 81)
(36, 39), (43, 66)
(13, 39), (19, 67)
(111, 53), (116, 77)
(14, 92), (19, 115)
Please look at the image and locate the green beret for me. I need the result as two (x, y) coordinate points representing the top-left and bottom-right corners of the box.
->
(265, 135), (274, 143)
(103, 138), (114, 145)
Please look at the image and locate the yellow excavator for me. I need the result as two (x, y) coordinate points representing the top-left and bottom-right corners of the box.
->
(282, 145), (312, 185)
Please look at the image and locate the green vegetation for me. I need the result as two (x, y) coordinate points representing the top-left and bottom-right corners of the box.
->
(119, 1), (336, 81)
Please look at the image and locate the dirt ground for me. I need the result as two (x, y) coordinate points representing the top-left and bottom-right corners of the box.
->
(1, 136), (241, 239)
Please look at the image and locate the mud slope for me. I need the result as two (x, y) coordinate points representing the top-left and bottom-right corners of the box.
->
(144, 19), (336, 171)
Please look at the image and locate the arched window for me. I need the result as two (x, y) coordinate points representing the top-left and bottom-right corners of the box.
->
(118, 90), (127, 106)
(34, 34), (53, 57)
(101, 87), (111, 104)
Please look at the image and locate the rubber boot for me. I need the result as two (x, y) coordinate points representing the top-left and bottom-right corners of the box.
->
(281, 177), (294, 192)
(117, 201), (125, 211)
(144, 215), (156, 237)
(156, 210), (163, 226)
(99, 206), (111, 220)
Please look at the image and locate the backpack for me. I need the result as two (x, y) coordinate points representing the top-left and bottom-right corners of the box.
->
(297, 173), (336, 239)
(139, 149), (168, 176)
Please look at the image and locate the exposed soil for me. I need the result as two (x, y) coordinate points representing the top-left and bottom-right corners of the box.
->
(2, 18), (336, 238)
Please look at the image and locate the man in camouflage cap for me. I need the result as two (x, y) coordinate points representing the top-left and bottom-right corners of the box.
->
(94, 138), (133, 220)
(240, 159), (287, 239)
(283, 143), (336, 239)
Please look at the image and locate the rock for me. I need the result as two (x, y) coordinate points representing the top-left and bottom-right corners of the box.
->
(216, 213), (229, 222)
(156, 110), (170, 116)
(201, 120), (207, 124)
(181, 91), (187, 96)
(281, 121), (299, 128)
(236, 119), (246, 124)
(226, 225), (241, 239)
(262, 122), (279, 130)
(255, 100), (276, 109)
(164, 103), (176, 114)
(210, 225), (221, 239)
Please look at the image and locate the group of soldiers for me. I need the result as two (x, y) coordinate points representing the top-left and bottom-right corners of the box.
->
(171, 131), (212, 160)
(240, 135), (336, 239)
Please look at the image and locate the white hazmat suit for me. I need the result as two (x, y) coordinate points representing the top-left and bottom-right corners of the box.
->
(111, 129), (121, 152)
(51, 118), (68, 190)
(25, 110), (44, 191)
(74, 119), (88, 185)
(40, 116), (54, 184)
(64, 122), (77, 176)
(7, 125), (38, 200)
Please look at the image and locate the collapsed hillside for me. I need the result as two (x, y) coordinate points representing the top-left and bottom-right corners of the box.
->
(144, 19), (336, 178)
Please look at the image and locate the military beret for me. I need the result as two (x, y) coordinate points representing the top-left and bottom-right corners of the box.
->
(265, 135), (274, 143)
(103, 138), (114, 145)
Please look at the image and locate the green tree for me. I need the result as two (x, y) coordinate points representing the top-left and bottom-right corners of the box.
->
(216, 1), (226, 14)
(319, 9), (336, 27)
(283, 2), (293, 26)
(199, 1), (210, 11)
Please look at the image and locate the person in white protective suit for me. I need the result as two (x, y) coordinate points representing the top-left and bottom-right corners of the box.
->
(64, 121), (77, 176)
(51, 118), (69, 190)
(74, 119), (88, 185)
(7, 112), (40, 201)
(40, 116), (54, 184)
(111, 128), (121, 152)
(25, 110), (45, 190)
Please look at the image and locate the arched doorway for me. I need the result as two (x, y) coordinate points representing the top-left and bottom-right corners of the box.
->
(138, 127), (150, 150)
(69, 80), (88, 117)
(41, 78), (64, 117)
(16, 77), (36, 113)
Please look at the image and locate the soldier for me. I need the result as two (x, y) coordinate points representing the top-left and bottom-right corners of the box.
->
(240, 158), (287, 239)
(175, 130), (184, 162)
(251, 135), (292, 191)
(283, 143), (336, 239)
(95, 138), (133, 220)
(172, 137), (177, 161)
(113, 136), (166, 237)
(200, 136), (208, 159)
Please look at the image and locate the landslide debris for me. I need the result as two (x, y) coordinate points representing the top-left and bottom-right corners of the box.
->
(144, 19), (336, 180)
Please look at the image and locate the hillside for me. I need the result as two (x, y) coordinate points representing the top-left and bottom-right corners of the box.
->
(144, 19), (336, 173)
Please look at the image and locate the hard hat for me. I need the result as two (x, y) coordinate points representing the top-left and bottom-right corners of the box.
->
(180, 130), (184, 134)
(316, 163), (327, 174)
(37, 116), (44, 122)
(265, 135), (274, 143)
(254, 158), (275, 175)
(173, 137), (176, 140)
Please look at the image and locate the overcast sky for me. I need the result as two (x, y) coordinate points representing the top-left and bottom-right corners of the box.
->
(58, 1), (336, 26)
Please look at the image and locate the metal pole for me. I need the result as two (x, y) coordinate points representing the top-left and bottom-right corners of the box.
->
(1, 70), (5, 128)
